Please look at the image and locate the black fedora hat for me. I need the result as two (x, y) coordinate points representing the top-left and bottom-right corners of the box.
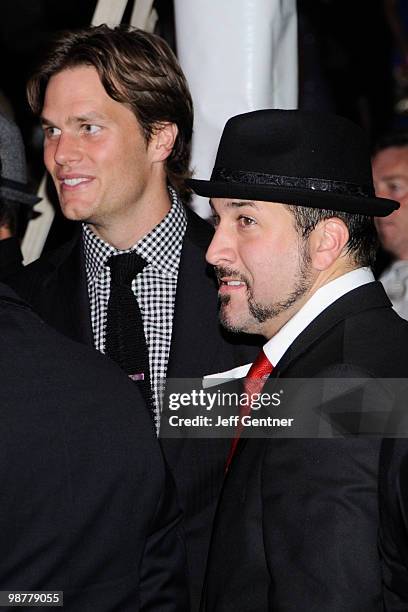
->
(188, 109), (398, 217)
(0, 113), (42, 207)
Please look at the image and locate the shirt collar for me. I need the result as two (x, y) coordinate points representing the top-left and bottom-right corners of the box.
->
(83, 186), (186, 283)
(203, 267), (375, 385)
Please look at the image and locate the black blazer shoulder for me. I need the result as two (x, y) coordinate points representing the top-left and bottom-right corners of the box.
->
(276, 281), (408, 378)
(6, 227), (94, 345)
(0, 281), (188, 610)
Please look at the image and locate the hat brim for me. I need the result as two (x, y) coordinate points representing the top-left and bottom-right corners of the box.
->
(187, 179), (398, 217)
(0, 186), (42, 207)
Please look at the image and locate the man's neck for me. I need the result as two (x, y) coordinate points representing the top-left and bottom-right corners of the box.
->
(393, 248), (408, 262)
(88, 187), (173, 250)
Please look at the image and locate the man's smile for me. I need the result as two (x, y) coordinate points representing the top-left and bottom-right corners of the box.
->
(215, 267), (249, 294)
(58, 174), (95, 190)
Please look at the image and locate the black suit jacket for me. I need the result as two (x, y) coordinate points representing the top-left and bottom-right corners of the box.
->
(202, 282), (408, 612)
(6, 207), (259, 610)
(0, 282), (188, 611)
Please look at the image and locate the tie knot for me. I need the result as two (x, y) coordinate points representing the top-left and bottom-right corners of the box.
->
(246, 350), (273, 381)
(107, 252), (147, 286)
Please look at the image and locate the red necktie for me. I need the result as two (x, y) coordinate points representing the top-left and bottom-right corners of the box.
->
(225, 350), (273, 472)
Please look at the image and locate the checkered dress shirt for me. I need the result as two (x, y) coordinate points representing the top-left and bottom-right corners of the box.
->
(83, 187), (187, 433)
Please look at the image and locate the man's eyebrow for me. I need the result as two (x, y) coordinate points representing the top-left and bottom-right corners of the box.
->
(224, 200), (259, 210)
(381, 173), (408, 181)
(209, 199), (259, 209)
(40, 112), (107, 126)
(40, 117), (54, 127)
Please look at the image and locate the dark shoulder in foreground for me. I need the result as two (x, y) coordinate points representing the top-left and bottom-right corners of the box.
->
(3, 227), (81, 300)
(0, 282), (188, 611)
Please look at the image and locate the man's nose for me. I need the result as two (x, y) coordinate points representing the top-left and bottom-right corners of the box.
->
(53, 133), (82, 166)
(206, 225), (237, 267)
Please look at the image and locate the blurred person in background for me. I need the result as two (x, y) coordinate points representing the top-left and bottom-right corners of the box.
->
(372, 129), (408, 319)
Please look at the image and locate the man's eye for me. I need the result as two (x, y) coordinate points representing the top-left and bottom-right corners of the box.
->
(82, 124), (101, 134)
(384, 181), (408, 199)
(44, 126), (61, 138)
(238, 215), (256, 227)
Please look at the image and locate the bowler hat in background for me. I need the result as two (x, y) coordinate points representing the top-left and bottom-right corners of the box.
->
(0, 113), (41, 207)
(188, 109), (398, 217)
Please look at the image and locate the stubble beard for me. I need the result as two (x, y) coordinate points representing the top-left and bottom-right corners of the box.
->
(217, 241), (313, 334)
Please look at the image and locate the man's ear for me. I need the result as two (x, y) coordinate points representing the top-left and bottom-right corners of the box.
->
(149, 122), (178, 162)
(0, 224), (12, 240)
(309, 218), (349, 270)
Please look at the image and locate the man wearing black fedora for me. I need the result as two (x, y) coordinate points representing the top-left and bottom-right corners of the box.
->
(188, 109), (408, 611)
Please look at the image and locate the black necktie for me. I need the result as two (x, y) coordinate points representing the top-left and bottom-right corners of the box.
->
(105, 252), (153, 411)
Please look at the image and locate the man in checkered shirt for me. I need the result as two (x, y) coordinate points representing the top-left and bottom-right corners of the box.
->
(7, 24), (257, 610)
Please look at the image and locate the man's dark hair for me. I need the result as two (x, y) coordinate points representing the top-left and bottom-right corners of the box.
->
(373, 129), (408, 154)
(27, 24), (194, 201)
(287, 205), (379, 268)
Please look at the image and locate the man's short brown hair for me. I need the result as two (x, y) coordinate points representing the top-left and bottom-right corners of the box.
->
(287, 205), (379, 268)
(28, 24), (194, 200)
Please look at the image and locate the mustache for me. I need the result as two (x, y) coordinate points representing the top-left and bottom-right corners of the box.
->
(214, 266), (250, 286)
